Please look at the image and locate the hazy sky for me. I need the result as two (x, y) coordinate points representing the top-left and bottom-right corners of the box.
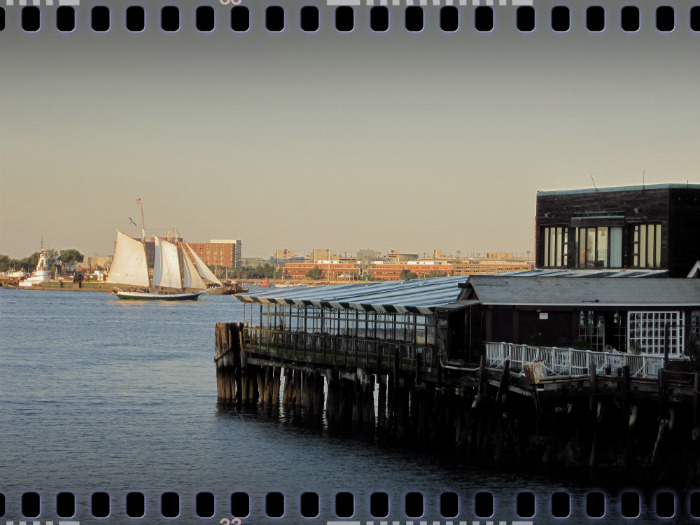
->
(1, 0), (699, 259)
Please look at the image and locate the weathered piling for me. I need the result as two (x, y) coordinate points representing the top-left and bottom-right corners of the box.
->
(214, 322), (240, 403)
(216, 320), (700, 483)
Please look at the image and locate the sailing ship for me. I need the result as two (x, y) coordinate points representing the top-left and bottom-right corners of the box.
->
(107, 231), (222, 300)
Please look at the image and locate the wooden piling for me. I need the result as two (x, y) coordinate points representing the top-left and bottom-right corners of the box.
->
(214, 322), (241, 403)
(589, 364), (597, 411)
(377, 374), (387, 431)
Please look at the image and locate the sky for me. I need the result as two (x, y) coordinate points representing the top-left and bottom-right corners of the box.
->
(1, 0), (699, 260)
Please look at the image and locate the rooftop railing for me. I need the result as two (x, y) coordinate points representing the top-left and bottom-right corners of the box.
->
(485, 341), (667, 379)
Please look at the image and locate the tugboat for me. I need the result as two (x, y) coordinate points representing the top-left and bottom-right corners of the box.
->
(18, 247), (51, 288)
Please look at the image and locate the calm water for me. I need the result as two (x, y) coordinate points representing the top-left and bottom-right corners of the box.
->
(0, 289), (688, 524)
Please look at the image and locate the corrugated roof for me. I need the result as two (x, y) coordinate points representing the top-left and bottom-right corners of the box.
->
(233, 270), (692, 313)
(233, 276), (468, 314)
(509, 268), (668, 278)
(465, 276), (700, 307)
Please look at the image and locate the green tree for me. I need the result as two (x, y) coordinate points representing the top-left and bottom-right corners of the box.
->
(399, 269), (418, 280)
(0, 255), (12, 272)
(59, 249), (84, 269)
(306, 266), (323, 280)
(18, 253), (39, 271)
(422, 270), (446, 279)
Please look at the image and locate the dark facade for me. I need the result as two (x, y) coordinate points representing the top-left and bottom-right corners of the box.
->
(536, 184), (700, 277)
(452, 276), (700, 358)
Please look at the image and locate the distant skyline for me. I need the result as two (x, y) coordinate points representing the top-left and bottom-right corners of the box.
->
(2, 1), (699, 259)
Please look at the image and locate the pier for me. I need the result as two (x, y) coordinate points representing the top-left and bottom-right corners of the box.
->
(215, 276), (700, 482)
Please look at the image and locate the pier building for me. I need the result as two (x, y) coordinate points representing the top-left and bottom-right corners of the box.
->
(216, 183), (700, 480)
(536, 183), (700, 277)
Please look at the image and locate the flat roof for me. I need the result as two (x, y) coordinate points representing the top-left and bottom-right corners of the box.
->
(537, 183), (700, 196)
(464, 276), (700, 307)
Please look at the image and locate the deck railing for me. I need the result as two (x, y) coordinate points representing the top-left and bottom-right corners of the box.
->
(243, 326), (435, 372)
(484, 341), (666, 379)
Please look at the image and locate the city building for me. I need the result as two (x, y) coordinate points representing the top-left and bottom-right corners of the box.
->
(187, 239), (242, 269)
(283, 262), (358, 281)
(536, 184), (700, 277)
(368, 261), (454, 281)
(453, 260), (535, 276)
(310, 249), (335, 263)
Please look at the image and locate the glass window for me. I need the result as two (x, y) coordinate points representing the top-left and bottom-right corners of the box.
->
(579, 311), (605, 352)
(631, 224), (662, 268)
(576, 226), (622, 268)
(543, 227), (568, 267)
(627, 311), (685, 355)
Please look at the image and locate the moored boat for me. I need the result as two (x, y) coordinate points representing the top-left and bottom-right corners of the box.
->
(18, 250), (51, 288)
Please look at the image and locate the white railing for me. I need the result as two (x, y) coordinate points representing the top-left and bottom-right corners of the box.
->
(484, 342), (666, 379)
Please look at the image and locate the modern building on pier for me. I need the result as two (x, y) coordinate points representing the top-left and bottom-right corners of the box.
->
(536, 183), (700, 277)
(234, 183), (700, 375)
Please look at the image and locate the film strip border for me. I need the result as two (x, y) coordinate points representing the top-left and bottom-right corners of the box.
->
(1, 3), (700, 32)
(0, 489), (698, 521)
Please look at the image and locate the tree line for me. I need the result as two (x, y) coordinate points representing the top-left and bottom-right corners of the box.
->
(220, 263), (284, 280)
(0, 249), (85, 273)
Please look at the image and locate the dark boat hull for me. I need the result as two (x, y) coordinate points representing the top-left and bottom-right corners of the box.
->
(115, 291), (201, 301)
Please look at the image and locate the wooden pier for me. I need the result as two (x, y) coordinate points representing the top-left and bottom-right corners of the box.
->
(215, 321), (700, 483)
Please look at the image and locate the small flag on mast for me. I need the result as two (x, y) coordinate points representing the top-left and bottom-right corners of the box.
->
(136, 198), (142, 204)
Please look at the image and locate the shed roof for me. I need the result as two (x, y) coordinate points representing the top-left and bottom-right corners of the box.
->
(233, 269), (687, 314)
(233, 276), (468, 314)
(462, 276), (700, 307)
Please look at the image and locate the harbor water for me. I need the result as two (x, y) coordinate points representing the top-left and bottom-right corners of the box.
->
(0, 289), (689, 524)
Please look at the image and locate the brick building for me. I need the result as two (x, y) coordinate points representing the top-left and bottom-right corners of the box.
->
(453, 261), (535, 276)
(369, 263), (455, 281)
(187, 239), (242, 269)
(284, 262), (358, 281)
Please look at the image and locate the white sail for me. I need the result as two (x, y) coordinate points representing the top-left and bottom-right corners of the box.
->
(181, 248), (207, 290)
(152, 238), (182, 290)
(185, 243), (222, 286)
(107, 231), (150, 287)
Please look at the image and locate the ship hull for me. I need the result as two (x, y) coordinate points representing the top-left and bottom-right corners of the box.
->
(115, 291), (201, 301)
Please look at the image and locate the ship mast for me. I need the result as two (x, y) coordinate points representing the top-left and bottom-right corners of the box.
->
(137, 198), (151, 290)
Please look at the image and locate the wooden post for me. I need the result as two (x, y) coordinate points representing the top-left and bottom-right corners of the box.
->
(294, 369), (303, 407)
(272, 366), (281, 405)
(496, 359), (510, 405)
(478, 354), (487, 395)
(589, 364), (597, 411)
(256, 367), (265, 405)
(622, 365), (630, 420)
(215, 322), (241, 403)
(283, 367), (292, 405)
(694, 372), (700, 433)
(363, 372), (375, 432)
(378, 374), (387, 431)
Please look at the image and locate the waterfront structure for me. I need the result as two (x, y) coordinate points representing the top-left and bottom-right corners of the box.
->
(219, 182), (700, 479)
(451, 275), (700, 359)
(187, 239), (242, 269)
(536, 183), (700, 277)
(283, 261), (358, 281)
